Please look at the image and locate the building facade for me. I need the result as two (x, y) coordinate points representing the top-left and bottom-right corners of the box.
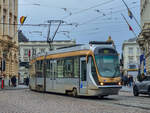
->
(18, 40), (76, 83)
(137, 0), (150, 75)
(0, 0), (18, 86)
(122, 38), (141, 79)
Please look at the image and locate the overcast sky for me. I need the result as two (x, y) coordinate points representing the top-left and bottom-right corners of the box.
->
(18, 0), (140, 53)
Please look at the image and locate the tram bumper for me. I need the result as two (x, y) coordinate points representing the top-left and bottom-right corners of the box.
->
(89, 85), (122, 96)
(98, 85), (122, 95)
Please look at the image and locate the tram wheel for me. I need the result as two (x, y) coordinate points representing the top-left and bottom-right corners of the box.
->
(72, 88), (78, 97)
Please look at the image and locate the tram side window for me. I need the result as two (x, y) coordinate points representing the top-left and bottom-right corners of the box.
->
(36, 61), (40, 71)
(40, 60), (43, 71)
(57, 60), (64, 78)
(50, 61), (53, 77)
(36, 60), (43, 78)
(53, 60), (57, 77)
(74, 57), (79, 78)
(91, 57), (99, 85)
(46, 60), (50, 78)
(64, 58), (73, 78)
(91, 58), (97, 76)
(36, 61), (39, 77)
(81, 60), (86, 81)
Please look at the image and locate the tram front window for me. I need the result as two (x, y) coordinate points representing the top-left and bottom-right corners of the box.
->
(95, 55), (120, 78)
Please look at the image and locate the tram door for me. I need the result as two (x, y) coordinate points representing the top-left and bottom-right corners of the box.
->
(50, 60), (56, 90)
(80, 57), (88, 94)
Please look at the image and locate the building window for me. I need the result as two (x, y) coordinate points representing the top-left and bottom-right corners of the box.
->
(128, 47), (133, 55)
(24, 49), (28, 56)
(136, 48), (140, 55)
(129, 56), (134, 64)
(40, 48), (45, 53)
(32, 49), (36, 55)
(136, 56), (140, 64)
(14, 16), (17, 34)
(3, 15), (6, 35)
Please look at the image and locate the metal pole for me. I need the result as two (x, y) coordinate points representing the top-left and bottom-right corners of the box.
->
(121, 14), (138, 39)
(52, 21), (62, 41)
(133, 15), (142, 30)
(121, 0), (142, 30)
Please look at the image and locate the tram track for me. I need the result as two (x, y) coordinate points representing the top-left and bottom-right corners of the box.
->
(28, 89), (150, 111)
(105, 101), (150, 111)
(99, 95), (150, 111)
(79, 93), (150, 111)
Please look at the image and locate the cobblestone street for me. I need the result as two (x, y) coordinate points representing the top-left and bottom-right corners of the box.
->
(0, 89), (150, 113)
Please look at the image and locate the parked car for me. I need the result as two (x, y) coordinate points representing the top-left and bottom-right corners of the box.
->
(133, 76), (150, 96)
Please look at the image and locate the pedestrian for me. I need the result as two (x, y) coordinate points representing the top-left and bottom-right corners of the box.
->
(11, 76), (16, 87)
(26, 77), (29, 86)
(128, 75), (134, 87)
(123, 75), (128, 86)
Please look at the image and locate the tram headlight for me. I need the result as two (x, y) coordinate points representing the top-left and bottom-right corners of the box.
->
(118, 82), (121, 86)
(100, 82), (104, 86)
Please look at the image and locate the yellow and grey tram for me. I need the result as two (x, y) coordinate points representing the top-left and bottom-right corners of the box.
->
(29, 41), (122, 97)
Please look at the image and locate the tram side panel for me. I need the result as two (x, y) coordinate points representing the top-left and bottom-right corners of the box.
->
(44, 56), (99, 95)
(45, 57), (80, 94)
(86, 57), (100, 96)
(30, 76), (36, 90)
(29, 63), (36, 90)
(34, 60), (45, 91)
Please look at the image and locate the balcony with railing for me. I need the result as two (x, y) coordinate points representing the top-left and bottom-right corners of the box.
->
(128, 62), (138, 71)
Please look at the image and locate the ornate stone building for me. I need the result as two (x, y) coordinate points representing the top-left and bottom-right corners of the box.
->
(137, 0), (150, 75)
(122, 38), (141, 80)
(0, 0), (18, 86)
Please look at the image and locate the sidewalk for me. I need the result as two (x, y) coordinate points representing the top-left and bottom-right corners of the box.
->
(1, 85), (29, 90)
(120, 86), (133, 92)
(1, 85), (132, 92)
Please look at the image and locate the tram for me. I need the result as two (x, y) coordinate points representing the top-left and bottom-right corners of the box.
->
(29, 41), (122, 97)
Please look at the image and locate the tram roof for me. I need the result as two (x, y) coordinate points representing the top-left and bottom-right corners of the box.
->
(37, 42), (115, 57)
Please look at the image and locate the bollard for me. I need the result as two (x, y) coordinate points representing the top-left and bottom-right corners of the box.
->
(1, 79), (4, 89)
(1, 76), (4, 89)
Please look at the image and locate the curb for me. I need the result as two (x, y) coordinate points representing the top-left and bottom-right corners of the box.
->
(3, 87), (29, 90)
(0, 86), (29, 91)
(120, 90), (132, 93)
(120, 88), (133, 93)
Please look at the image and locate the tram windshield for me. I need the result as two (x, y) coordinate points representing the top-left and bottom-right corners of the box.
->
(95, 49), (120, 78)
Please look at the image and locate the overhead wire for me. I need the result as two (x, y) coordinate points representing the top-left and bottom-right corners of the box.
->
(19, 0), (140, 43)
(79, 5), (139, 26)
(62, 0), (116, 19)
(0, 23), (74, 27)
(65, 3), (139, 34)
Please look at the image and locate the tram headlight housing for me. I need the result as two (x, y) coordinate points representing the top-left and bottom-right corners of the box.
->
(100, 82), (104, 86)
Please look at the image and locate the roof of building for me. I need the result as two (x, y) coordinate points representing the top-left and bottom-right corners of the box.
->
(18, 30), (29, 42)
(122, 37), (139, 50)
(28, 40), (76, 42)
(127, 38), (137, 42)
